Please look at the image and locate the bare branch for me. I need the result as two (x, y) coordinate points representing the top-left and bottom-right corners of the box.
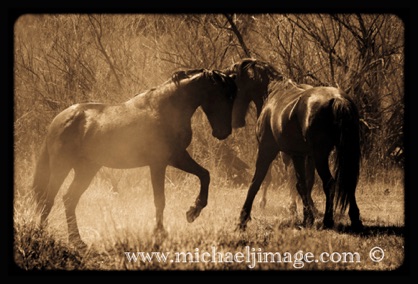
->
(223, 14), (252, 58)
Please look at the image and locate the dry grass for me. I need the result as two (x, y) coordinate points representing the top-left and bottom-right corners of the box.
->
(13, 162), (405, 271)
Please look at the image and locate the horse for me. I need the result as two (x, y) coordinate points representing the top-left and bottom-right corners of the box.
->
(261, 151), (317, 217)
(222, 58), (317, 215)
(32, 68), (237, 247)
(224, 58), (363, 231)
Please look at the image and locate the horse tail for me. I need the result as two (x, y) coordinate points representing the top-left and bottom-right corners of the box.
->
(32, 141), (50, 212)
(331, 96), (361, 214)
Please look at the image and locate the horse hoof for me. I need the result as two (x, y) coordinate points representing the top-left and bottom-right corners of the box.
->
(351, 221), (364, 233)
(153, 227), (168, 239)
(303, 214), (315, 228)
(302, 221), (314, 228)
(236, 213), (251, 231)
(69, 238), (88, 251)
(322, 219), (334, 229)
(235, 222), (247, 232)
(186, 206), (202, 223)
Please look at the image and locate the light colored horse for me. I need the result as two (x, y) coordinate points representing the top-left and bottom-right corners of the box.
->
(32, 69), (237, 247)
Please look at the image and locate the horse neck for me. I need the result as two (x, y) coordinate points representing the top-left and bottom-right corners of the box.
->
(254, 97), (265, 117)
(248, 82), (270, 118)
(133, 81), (204, 121)
(170, 84), (204, 120)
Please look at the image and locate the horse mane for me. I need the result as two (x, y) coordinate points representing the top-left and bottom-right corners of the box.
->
(210, 70), (237, 100)
(170, 68), (237, 100)
(130, 69), (206, 99)
(171, 69), (205, 85)
(223, 58), (283, 82)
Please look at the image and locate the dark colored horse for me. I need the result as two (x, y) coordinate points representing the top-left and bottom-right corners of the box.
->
(32, 69), (237, 246)
(222, 58), (317, 214)
(224, 58), (363, 231)
(261, 151), (317, 217)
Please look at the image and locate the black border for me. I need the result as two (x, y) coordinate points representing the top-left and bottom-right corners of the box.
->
(2, 0), (416, 280)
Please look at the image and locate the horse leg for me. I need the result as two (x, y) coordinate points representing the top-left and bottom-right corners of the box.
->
(259, 167), (272, 209)
(238, 140), (279, 230)
(63, 160), (100, 247)
(168, 150), (210, 223)
(305, 155), (318, 216)
(149, 164), (168, 236)
(283, 154), (298, 217)
(39, 164), (71, 227)
(348, 192), (363, 231)
(313, 150), (335, 229)
(288, 170), (298, 217)
(291, 155), (314, 227)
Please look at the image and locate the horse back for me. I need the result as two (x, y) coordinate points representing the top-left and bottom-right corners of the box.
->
(264, 86), (347, 154)
(45, 101), (183, 168)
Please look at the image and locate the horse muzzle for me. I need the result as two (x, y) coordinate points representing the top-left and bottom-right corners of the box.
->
(212, 128), (231, 140)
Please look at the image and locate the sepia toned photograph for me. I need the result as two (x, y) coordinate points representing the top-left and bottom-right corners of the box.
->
(12, 13), (406, 272)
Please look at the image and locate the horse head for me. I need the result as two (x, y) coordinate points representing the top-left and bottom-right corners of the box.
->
(223, 58), (283, 128)
(198, 69), (237, 140)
